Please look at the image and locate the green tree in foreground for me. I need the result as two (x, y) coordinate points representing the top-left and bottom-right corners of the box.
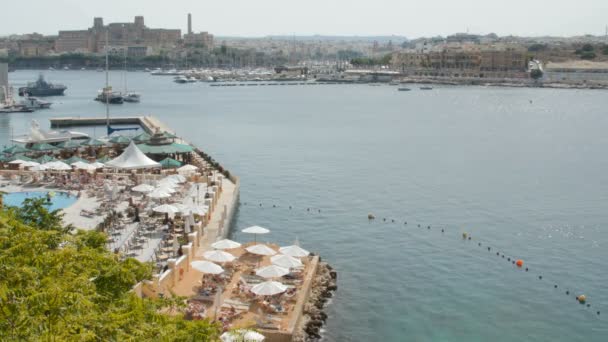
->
(0, 200), (219, 341)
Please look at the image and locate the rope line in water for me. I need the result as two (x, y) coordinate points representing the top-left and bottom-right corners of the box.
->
(239, 200), (601, 317)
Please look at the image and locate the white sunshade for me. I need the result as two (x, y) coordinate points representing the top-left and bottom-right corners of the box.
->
(30, 164), (48, 171)
(132, 184), (155, 193)
(246, 244), (277, 256)
(90, 162), (105, 168)
(72, 161), (97, 171)
(271, 254), (303, 268)
(191, 260), (224, 274)
(167, 174), (186, 183)
(250, 281), (287, 296)
(43, 161), (72, 171)
(211, 239), (242, 250)
(153, 204), (179, 214)
(105, 141), (161, 170)
(256, 265), (289, 279)
(177, 164), (198, 173)
(8, 159), (29, 164)
(157, 185), (177, 193)
(279, 245), (310, 258)
(203, 250), (236, 263)
(147, 189), (171, 199)
(20, 161), (41, 167)
(242, 225), (270, 234)
(220, 330), (265, 342)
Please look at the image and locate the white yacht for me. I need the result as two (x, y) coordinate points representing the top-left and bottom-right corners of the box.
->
(11, 120), (89, 144)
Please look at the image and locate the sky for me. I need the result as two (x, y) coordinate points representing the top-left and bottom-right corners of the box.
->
(1, 0), (607, 38)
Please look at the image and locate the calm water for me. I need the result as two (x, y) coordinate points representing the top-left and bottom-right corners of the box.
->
(5, 70), (608, 341)
(4, 191), (77, 211)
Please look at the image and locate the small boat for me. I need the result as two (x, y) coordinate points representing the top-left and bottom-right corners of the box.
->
(11, 120), (89, 144)
(123, 92), (141, 103)
(174, 76), (188, 84)
(187, 77), (197, 83)
(20, 96), (52, 109)
(95, 87), (124, 104)
(398, 87), (411, 91)
(63, 66), (70, 70)
(420, 86), (433, 90)
(0, 104), (34, 113)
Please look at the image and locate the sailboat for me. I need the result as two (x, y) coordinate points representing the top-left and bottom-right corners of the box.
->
(94, 32), (123, 104)
(121, 48), (141, 103)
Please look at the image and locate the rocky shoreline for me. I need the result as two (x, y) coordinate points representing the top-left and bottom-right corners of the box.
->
(397, 77), (608, 90)
(293, 260), (338, 342)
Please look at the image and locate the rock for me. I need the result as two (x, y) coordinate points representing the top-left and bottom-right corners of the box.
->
(329, 270), (337, 279)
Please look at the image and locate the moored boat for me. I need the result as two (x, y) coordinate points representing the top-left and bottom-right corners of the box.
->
(18, 74), (67, 97)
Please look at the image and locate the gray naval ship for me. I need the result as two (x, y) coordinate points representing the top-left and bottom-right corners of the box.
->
(18, 74), (67, 96)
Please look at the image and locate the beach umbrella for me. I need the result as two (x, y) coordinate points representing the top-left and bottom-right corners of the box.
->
(43, 161), (72, 171)
(256, 265), (289, 279)
(203, 250), (236, 263)
(220, 330), (265, 342)
(191, 260), (224, 274)
(29, 143), (57, 152)
(132, 184), (155, 193)
(83, 139), (107, 147)
(3, 145), (29, 154)
(159, 157), (182, 169)
(167, 174), (186, 183)
(246, 244), (276, 256)
(36, 155), (56, 163)
(96, 155), (112, 163)
(64, 156), (88, 164)
(90, 162), (105, 168)
(157, 185), (177, 194)
(72, 161), (97, 171)
(271, 254), (303, 268)
(250, 281), (287, 296)
(20, 161), (41, 168)
(242, 225), (270, 243)
(152, 204), (179, 214)
(211, 239), (241, 250)
(7, 154), (34, 162)
(8, 159), (29, 165)
(30, 164), (48, 171)
(57, 140), (82, 149)
(132, 132), (151, 143)
(279, 245), (310, 258)
(147, 189), (171, 199)
(109, 135), (131, 144)
(186, 204), (208, 216)
(177, 164), (198, 173)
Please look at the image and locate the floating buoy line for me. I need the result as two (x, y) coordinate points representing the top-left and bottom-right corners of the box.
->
(239, 200), (602, 317)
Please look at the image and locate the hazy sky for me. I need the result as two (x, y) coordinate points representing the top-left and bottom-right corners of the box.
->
(2, 0), (607, 38)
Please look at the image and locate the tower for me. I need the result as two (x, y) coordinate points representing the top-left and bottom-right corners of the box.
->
(134, 16), (144, 28)
(93, 17), (104, 29)
(188, 13), (192, 34)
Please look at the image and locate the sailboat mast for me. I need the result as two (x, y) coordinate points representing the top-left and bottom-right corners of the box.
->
(105, 30), (110, 134)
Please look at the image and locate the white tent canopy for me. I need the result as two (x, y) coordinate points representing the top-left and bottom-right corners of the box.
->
(203, 250), (236, 263)
(191, 260), (224, 274)
(211, 239), (242, 250)
(271, 254), (303, 268)
(132, 184), (155, 193)
(256, 265), (289, 279)
(246, 244), (277, 256)
(279, 245), (310, 258)
(153, 204), (179, 214)
(105, 141), (161, 170)
(250, 281), (287, 296)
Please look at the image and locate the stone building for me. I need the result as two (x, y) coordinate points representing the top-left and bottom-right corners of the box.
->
(56, 16), (181, 54)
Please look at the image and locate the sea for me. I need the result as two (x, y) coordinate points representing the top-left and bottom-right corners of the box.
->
(4, 70), (608, 341)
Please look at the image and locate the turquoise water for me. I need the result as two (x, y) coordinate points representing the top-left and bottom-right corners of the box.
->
(4, 191), (77, 211)
(4, 71), (608, 341)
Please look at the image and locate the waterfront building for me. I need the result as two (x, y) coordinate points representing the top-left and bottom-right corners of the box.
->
(183, 13), (214, 49)
(56, 16), (181, 54)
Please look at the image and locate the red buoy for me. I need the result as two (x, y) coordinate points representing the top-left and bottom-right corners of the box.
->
(516, 259), (524, 267)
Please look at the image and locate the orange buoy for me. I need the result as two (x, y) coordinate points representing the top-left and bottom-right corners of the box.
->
(516, 259), (524, 267)
(578, 295), (586, 304)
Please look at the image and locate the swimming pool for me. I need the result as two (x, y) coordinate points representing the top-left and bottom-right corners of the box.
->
(3, 191), (78, 211)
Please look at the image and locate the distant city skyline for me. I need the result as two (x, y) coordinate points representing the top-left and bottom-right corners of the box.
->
(1, 0), (607, 38)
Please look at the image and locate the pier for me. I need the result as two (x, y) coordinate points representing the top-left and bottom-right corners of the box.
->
(50, 115), (174, 135)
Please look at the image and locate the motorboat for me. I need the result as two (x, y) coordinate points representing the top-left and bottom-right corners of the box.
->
(11, 120), (89, 144)
(20, 96), (52, 109)
(123, 92), (141, 103)
(398, 87), (411, 91)
(95, 87), (124, 104)
(174, 76), (188, 84)
(420, 86), (433, 90)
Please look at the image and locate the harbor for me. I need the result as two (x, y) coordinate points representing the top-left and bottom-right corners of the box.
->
(0, 115), (335, 341)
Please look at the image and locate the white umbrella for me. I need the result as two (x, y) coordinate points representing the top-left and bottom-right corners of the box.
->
(30, 164), (48, 171)
(148, 189), (171, 199)
(279, 245), (310, 258)
(132, 184), (155, 193)
(256, 265), (289, 279)
(271, 254), (303, 268)
(8, 159), (28, 165)
(242, 225), (270, 243)
(20, 161), (41, 168)
(168, 174), (186, 183)
(246, 244), (277, 256)
(220, 330), (265, 342)
(211, 239), (241, 250)
(153, 204), (179, 214)
(203, 250), (236, 263)
(250, 281), (287, 296)
(191, 260), (224, 274)
(157, 185), (177, 193)
(188, 205), (208, 216)
(72, 161), (97, 171)
(44, 161), (71, 171)
(90, 162), (105, 168)
(178, 164), (198, 173)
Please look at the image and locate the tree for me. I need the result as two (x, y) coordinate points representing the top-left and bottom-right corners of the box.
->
(530, 69), (543, 80)
(0, 205), (219, 341)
